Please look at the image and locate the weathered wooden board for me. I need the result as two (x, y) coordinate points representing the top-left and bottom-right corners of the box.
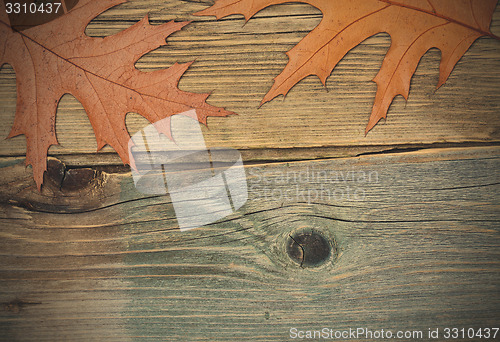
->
(0, 146), (498, 341)
(0, 0), (499, 163)
(1, 1), (499, 341)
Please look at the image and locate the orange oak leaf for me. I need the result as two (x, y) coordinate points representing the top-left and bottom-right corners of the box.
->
(0, 0), (234, 190)
(196, 0), (499, 133)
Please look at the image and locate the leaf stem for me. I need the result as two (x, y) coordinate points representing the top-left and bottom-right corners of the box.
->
(379, 0), (500, 41)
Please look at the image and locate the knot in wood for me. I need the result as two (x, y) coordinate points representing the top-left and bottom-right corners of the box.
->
(286, 229), (332, 267)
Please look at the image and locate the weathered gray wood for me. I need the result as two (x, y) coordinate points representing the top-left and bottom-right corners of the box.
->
(1, 1), (499, 340)
(0, 0), (499, 161)
(0, 146), (498, 341)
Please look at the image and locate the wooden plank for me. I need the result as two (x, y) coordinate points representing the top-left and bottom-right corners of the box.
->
(0, 146), (498, 341)
(0, 0), (499, 161)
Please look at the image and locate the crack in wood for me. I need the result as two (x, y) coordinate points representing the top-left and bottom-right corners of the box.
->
(288, 234), (305, 268)
(2, 298), (42, 314)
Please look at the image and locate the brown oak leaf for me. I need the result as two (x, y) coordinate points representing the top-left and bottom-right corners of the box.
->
(196, 0), (499, 133)
(1, 0), (234, 190)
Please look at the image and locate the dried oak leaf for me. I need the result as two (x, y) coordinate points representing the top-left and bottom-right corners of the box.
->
(196, 0), (499, 133)
(0, 0), (233, 190)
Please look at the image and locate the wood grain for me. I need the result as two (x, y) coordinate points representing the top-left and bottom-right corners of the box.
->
(0, 0), (499, 162)
(0, 146), (498, 341)
(1, 1), (499, 341)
